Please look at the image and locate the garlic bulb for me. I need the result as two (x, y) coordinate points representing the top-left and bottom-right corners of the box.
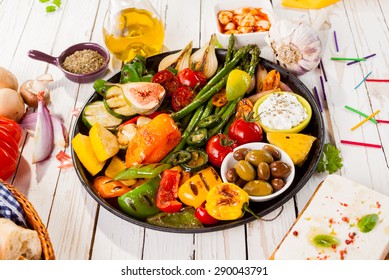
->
(190, 34), (218, 78)
(158, 41), (193, 72)
(265, 19), (322, 76)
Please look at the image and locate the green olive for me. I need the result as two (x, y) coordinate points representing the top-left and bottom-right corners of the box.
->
(243, 180), (274, 196)
(234, 160), (256, 181)
(233, 148), (250, 161)
(257, 162), (270, 181)
(245, 150), (274, 166)
(262, 145), (281, 160)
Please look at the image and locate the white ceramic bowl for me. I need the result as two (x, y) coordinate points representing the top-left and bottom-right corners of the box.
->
(213, 0), (276, 49)
(220, 142), (295, 202)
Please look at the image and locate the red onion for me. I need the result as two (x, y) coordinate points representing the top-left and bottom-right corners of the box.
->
(20, 111), (69, 149)
(32, 94), (53, 163)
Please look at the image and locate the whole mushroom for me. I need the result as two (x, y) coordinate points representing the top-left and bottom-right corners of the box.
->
(19, 73), (53, 108)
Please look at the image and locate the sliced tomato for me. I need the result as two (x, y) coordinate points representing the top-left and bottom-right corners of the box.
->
(0, 117), (22, 180)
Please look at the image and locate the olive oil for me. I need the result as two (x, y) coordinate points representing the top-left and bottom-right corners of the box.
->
(103, 8), (164, 62)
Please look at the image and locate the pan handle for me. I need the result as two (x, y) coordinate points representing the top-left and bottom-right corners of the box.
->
(28, 50), (58, 66)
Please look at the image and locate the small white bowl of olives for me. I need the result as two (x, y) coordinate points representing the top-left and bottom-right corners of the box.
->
(220, 142), (295, 202)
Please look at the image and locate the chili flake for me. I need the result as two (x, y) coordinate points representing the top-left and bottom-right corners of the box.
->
(62, 49), (105, 74)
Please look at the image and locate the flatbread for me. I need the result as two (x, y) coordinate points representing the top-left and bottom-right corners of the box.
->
(270, 175), (389, 260)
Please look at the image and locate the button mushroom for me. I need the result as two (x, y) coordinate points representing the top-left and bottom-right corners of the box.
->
(19, 73), (53, 108)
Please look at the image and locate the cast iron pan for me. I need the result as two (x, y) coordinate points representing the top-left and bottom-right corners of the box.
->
(71, 49), (325, 233)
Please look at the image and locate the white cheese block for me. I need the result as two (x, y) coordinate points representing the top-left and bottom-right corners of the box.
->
(271, 175), (389, 260)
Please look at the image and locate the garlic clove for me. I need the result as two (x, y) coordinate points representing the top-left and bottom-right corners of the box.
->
(266, 19), (322, 76)
(158, 41), (193, 72)
(190, 34), (218, 78)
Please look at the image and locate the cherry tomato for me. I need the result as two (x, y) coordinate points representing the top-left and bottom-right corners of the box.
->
(152, 69), (180, 98)
(228, 118), (263, 146)
(195, 203), (218, 225)
(177, 68), (207, 89)
(205, 134), (238, 168)
(171, 85), (196, 112)
(151, 69), (175, 84)
(0, 117), (22, 180)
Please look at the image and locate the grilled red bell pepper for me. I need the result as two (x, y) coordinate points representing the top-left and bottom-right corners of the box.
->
(156, 169), (182, 213)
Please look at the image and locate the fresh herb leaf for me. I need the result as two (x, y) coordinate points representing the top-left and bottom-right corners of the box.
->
(46, 5), (57, 13)
(40, 0), (61, 13)
(52, 0), (61, 7)
(316, 143), (343, 174)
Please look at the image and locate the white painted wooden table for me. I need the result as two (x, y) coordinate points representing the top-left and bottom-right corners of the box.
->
(1, 0), (388, 260)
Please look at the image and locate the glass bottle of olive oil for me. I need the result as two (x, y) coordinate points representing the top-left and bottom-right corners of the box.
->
(103, 0), (164, 62)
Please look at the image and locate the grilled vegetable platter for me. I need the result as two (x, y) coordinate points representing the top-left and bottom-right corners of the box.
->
(71, 36), (324, 233)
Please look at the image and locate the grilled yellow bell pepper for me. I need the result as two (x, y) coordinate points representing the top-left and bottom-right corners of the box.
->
(89, 122), (120, 162)
(105, 156), (137, 186)
(72, 133), (106, 176)
(205, 182), (249, 221)
(178, 166), (221, 208)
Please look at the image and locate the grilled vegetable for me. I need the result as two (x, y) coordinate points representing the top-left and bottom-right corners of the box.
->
(178, 166), (221, 208)
(72, 133), (106, 176)
(156, 169), (182, 213)
(205, 182), (251, 220)
(146, 207), (203, 229)
(125, 113), (181, 167)
(118, 177), (161, 220)
(89, 122), (120, 162)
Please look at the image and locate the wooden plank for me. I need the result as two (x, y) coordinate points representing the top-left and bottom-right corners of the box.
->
(91, 208), (145, 260)
(31, 0), (103, 259)
(0, 0), (34, 68)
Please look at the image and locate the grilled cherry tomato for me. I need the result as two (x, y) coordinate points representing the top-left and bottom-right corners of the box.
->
(171, 85), (196, 112)
(205, 134), (238, 168)
(195, 203), (218, 225)
(152, 69), (180, 98)
(151, 69), (175, 84)
(228, 116), (263, 146)
(177, 68), (207, 89)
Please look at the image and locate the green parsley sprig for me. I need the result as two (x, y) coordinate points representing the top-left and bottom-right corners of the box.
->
(316, 143), (343, 174)
(39, 0), (61, 13)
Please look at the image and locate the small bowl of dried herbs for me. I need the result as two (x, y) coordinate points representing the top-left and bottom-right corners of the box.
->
(28, 42), (110, 84)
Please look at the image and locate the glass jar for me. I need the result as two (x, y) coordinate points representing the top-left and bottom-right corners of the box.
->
(103, 0), (165, 62)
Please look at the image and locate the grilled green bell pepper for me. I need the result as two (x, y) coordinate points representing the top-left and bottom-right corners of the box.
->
(114, 163), (171, 180)
(118, 177), (161, 220)
(93, 79), (111, 96)
(120, 63), (141, 83)
(146, 207), (203, 229)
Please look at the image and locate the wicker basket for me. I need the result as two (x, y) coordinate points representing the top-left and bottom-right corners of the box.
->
(1, 179), (55, 260)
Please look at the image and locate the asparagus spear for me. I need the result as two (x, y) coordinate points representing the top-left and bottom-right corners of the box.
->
(171, 48), (246, 121)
